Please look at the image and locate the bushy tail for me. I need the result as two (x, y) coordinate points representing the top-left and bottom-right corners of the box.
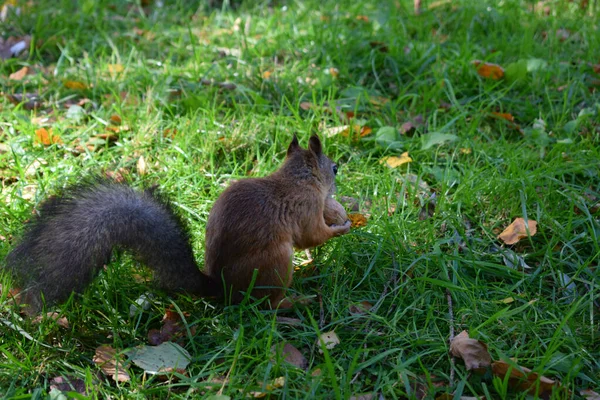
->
(5, 181), (219, 314)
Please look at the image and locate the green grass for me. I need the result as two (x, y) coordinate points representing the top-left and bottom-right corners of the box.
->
(1, 0), (599, 398)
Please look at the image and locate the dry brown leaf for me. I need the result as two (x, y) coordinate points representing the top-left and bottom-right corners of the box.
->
(64, 80), (88, 90)
(356, 15), (369, 21)
(348, 213), (367, 228)
(497, 218), (538, 245)
(472, 60), (505, 80)
(329, 67), (339, 78)
(449, 330), (492, 370)
(31, 312), (69, 328)
(7, 93), (43, 110)
(381, 152), (412, 168)
(317, 331), (340, 353)
(490, 112), (515, 122)
(271, 342), (308, 370)
(581, 389), (600, 400)
(35, 128), (62, 145)
(93, 345), (131, 382)
(491, 360), (558, 397)
(49, 376), (88, 395)
(9, 66), (28, 80)
(349, 301), (373, 315)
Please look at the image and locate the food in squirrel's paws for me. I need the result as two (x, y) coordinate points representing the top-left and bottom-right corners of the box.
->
(324, 197), (349, 226)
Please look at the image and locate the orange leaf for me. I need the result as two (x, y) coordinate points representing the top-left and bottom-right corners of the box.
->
(64, 80), (88, 90)
(498, 218), (537, 245)
(262, 70), (272, 79)
(348, 213), (367, 228)
(9, 66), (29, 81)
(35, 128), (62, 145)
(329, 67), (339, 78)
(355, 15), (369, 21)
(472, 60), (505, 80)
(490, 112), (515, 122)
(109, 115), (122, 125)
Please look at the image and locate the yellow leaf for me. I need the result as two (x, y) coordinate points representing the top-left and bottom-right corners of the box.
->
(64, 80), (88, 90)
(9, 66), (28, 81)
(500, 297), (515, 304)
(472, 60), (504, 80)
(381, 152), (412, 168)
(108, 64), (124, 74)
(497, 218), (537, 245)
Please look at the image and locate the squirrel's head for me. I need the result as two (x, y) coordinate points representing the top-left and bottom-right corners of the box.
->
(284, 134), (338, 194)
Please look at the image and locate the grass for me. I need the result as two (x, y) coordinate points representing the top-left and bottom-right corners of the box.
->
(1, 0), (599, 398)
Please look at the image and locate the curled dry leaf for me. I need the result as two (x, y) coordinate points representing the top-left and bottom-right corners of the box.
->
(449, 330), (492, 370)
(317, 331), (340, 354)
(491, 360), (558, 397)
(271, 342), (308, 370)
(348, 213), (368, 228)
(472, 60), (505, 80)
(93, 345), (131, 382)
(497, 218), (537, 245)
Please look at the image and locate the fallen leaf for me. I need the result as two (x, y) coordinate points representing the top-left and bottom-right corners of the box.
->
(126, 342), (191, 375)
(497, 218), (537, 245)
(147, 308), (195, 345)
(93, 345), (131, 382)
(449, 330), (492, 370)
(348, 213), (368, 228)
(137, 155), (147, 176)
(317, 331), (340, 353)
(421, 132), (457, 150)
(9, 66), (28, 80)
(381, 152), (412, 168)
(329, 67), (339, 78)
(581, 389), (600, 400)
(356, 15), (369, 21)
(271, 342), (308, 369)
(491, 360), (558, 397)
(31, 312), (69, 328)
(490, 112), (515, 122)
(64, 80), (88, 90)
(472, 60), (505, 80)
(6, 93), (43, 110)
(108, 64), (124, 74)
(349, 301), (373, 315)
(369, 41), (389, 52)
(109, 115), (122, 125)
(49, 376), (88, 395)
(35, 128), (62, 145)
(262, 70), (272, 79)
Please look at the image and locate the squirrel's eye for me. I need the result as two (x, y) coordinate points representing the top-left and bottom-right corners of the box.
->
(332, 164), (338, 175)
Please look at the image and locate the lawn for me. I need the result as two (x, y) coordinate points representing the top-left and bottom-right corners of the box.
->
(1, 0), (599, 398)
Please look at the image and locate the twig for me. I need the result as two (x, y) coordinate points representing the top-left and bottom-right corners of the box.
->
(447, 288), (455, 386)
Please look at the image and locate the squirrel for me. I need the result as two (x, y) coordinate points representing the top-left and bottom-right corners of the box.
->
(4, 135), (351, 315)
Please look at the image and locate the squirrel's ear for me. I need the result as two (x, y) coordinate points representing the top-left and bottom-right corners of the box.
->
(287, 134), (300, 156)
(308, 135), (322, 156)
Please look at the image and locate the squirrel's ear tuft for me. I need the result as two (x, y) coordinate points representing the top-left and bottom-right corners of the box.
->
(287, 134), (300, 156)
(308, 135), (322, 156)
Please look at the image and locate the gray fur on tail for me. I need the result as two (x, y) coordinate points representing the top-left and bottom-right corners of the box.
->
(5, 180), (217, 313)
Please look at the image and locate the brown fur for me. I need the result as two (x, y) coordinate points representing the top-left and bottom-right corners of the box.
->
(205, 135), (350, 306)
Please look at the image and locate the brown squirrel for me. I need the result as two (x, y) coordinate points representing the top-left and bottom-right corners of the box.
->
(4, 135), (350, 314)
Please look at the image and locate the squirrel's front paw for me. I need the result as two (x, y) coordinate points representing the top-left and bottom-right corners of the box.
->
(331, 219), (351, 236)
